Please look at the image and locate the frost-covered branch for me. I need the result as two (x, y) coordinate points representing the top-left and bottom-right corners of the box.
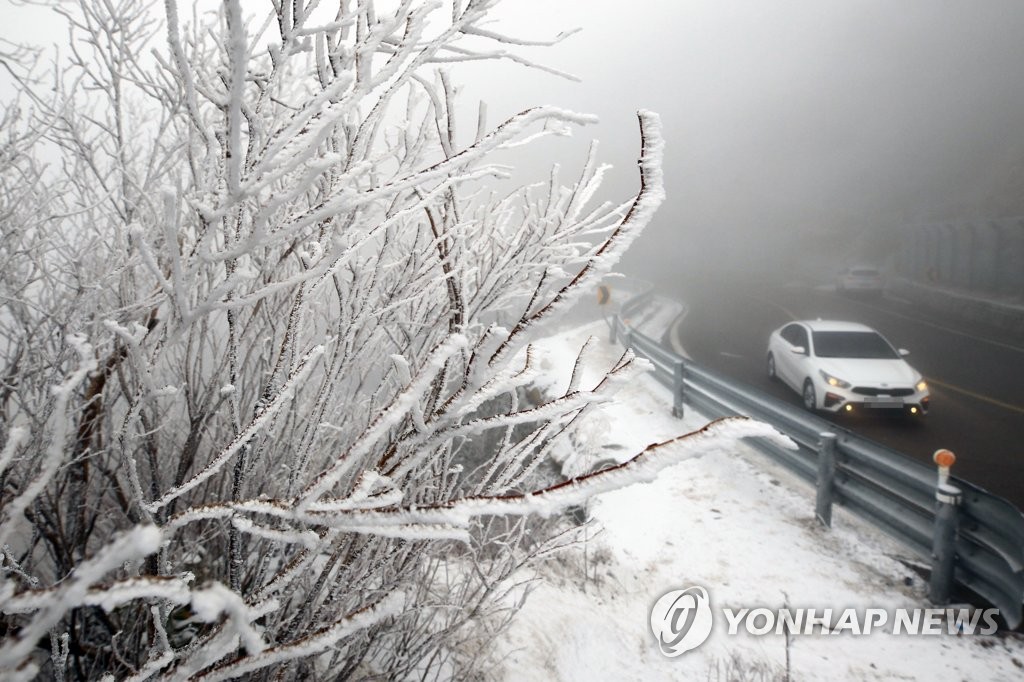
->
(0, 1), (681, 678)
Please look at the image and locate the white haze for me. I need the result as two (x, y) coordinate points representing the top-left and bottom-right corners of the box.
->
(7, 0), (1024, 283)
(467, 0), (1024, 283)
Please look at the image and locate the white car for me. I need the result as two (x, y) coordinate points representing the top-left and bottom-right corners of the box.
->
(836, 266), (883, 297)
(766, 320), (930, 416)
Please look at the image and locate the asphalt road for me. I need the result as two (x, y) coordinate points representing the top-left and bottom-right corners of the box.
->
(670, 278), (1024, 510)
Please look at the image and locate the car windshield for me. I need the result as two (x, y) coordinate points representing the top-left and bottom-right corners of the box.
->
(812, 331), (899, 359)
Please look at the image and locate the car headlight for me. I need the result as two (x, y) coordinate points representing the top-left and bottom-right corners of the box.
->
(916, 379), (928, 392)
(819, 370), (851, 389)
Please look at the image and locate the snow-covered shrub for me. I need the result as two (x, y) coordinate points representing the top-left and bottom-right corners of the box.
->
(0, 2), (804, 680)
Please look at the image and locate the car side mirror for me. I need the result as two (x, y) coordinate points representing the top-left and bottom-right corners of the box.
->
(790, 346), (807, 356)
(898, 348), (910, 356)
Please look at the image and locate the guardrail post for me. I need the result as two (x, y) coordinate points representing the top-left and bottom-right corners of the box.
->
(815, 432), (837, 528)
(609, 316), (617, 344)
(929, 483), (962, 604)
(672, 359), (685, 418)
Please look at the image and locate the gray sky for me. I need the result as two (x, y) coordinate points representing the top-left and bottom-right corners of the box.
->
(6, 0), (1024, 280)
(475, 0), (1024, 280)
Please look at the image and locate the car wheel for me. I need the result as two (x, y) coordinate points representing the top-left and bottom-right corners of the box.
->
(766, 353), (778, 382)
(802, 379), (817, 411)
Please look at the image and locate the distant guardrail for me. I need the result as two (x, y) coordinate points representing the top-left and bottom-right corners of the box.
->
(609, 285), (1024, 629)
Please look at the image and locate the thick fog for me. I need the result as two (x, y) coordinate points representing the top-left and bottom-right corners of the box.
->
(470, 0), (1024, 286)
(7, 0), (1024, 286)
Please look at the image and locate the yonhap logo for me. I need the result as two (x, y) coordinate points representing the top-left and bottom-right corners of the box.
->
(649, 586), (714, 656)
(649, 584), (1002, 657)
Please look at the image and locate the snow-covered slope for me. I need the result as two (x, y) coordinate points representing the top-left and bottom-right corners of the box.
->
(492, 320), (1024, 681)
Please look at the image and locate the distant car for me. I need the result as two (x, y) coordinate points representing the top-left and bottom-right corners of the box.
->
(766, 320), (929, 416)
(836, 266), (883, 297)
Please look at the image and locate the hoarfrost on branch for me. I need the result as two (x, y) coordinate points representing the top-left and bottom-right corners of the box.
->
(0, 1), (763, 678)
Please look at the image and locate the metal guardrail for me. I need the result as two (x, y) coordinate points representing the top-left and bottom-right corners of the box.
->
(609, 290), (1024, 629)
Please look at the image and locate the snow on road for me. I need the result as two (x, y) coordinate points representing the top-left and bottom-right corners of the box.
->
(492, 319), (1024, 681)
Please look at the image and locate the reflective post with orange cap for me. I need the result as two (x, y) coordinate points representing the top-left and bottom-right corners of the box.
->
(934, 448), (955, 487)
(929, 448), (962, 605)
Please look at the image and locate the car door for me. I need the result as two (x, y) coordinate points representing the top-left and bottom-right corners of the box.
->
(775, 323), (808, 389)
(789, 324), (812, 387)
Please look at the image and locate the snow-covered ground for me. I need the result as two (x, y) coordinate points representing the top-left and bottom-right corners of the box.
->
(491, 318), (1024, 681)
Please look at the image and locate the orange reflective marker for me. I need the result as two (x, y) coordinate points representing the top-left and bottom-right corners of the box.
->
(597, 285), (611, 306)
(933, 449), (956, 469)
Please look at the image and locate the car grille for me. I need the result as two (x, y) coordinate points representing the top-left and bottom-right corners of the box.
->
(852, 387), (914, 397)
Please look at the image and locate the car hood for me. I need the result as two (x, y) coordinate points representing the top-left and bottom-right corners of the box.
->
(818, 358), (919, 386)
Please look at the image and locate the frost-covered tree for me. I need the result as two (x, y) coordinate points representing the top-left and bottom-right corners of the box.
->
(0, 1), (779, 679)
